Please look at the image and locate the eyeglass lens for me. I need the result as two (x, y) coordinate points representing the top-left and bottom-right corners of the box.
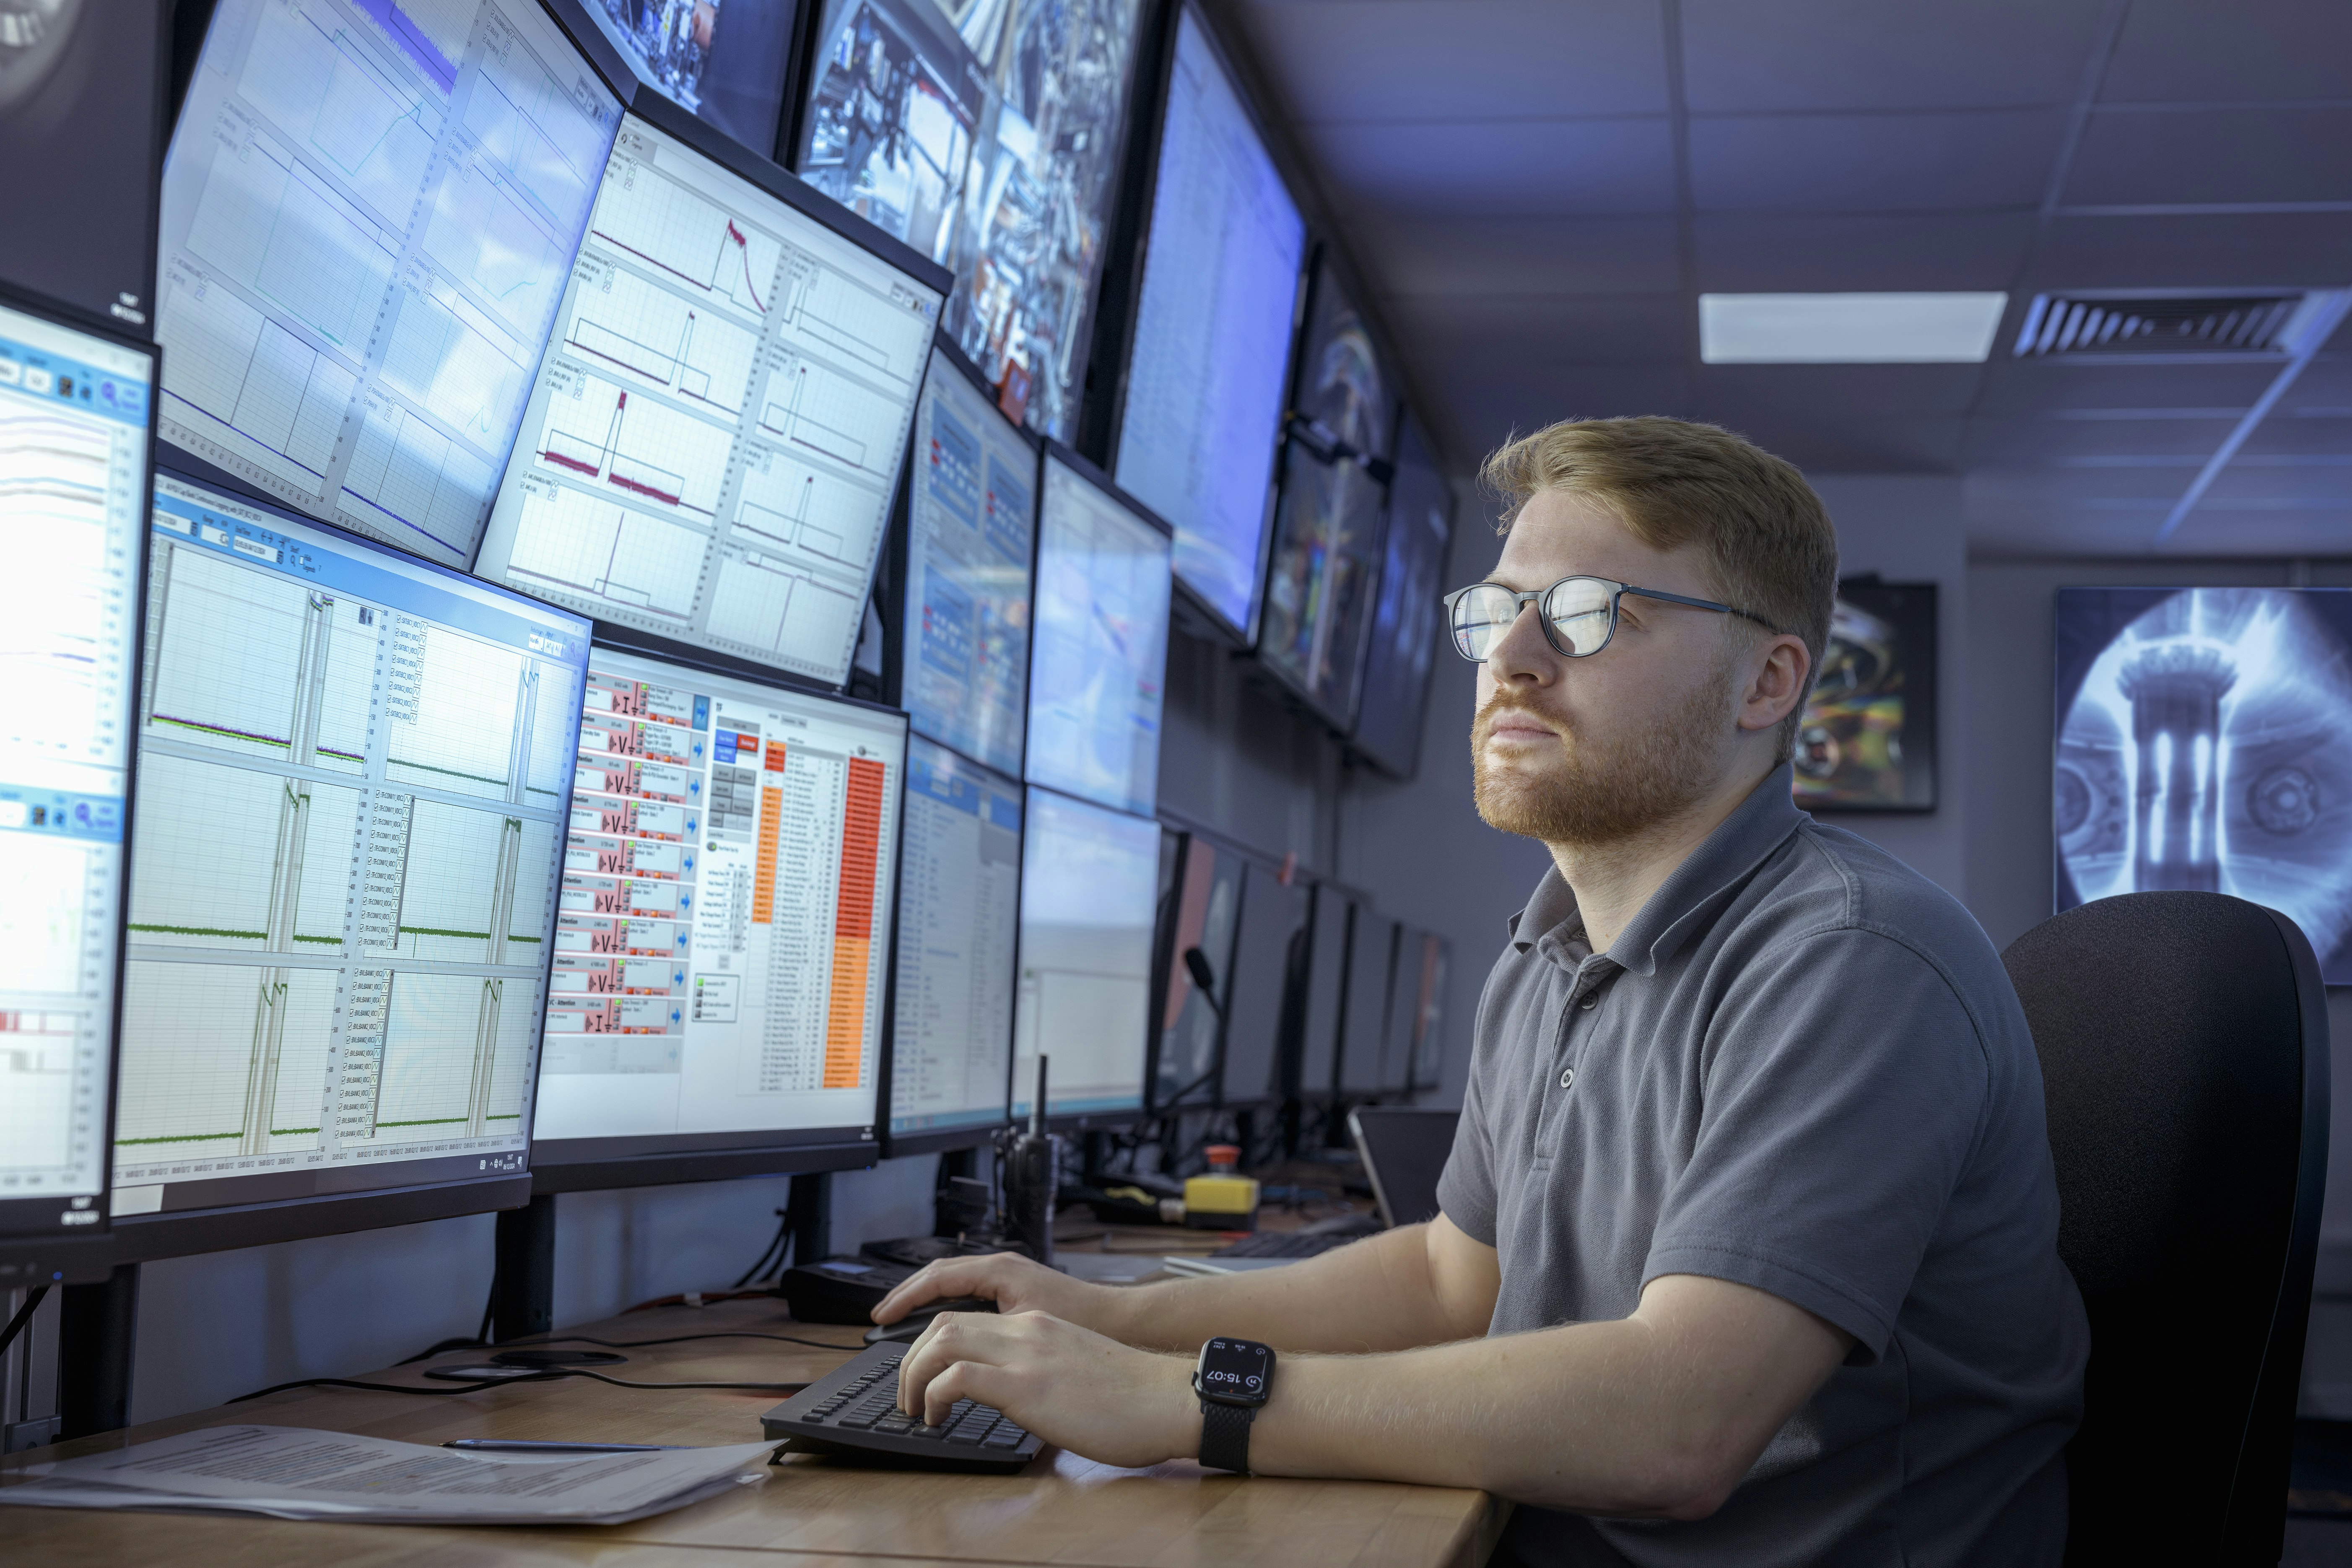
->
(1450, 579), (1617, 660)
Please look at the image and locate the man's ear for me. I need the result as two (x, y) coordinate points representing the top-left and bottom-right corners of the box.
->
(1738, 633), (1811, 734)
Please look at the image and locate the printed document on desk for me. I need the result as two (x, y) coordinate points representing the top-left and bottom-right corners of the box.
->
(0, 1425), (777, 1525)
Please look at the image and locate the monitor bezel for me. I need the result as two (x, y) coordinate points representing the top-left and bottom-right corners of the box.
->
(1150, 806), (1302, 1111)
(113, 449), (589, 1256)
(1093, 0), (1308, 653)
(525, 626), (907, 1190)
(534, 0), (643, 112)
(0, 282), (161, 1270)
(1336, 903), (1401, 1097)
(1345, 408), (1456, 781)
(878, 733), (1026, 1160)
(1404, 927), (1456, 1095)
(1288, 877), (1363, 1105)
(1143, 825), (1247, 1117)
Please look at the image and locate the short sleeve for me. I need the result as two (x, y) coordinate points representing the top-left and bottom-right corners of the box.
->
(1435, 977), (1505, 1245)
(1643, 928), (1989, 1361)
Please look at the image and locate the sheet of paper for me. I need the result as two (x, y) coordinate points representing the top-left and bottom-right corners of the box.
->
(0, 1425), (777, 1526)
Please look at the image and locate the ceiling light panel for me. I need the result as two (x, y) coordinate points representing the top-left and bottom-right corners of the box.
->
(1699, 292), (2009, 363)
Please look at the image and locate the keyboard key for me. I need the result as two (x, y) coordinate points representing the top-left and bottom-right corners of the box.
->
(914, 1423), (952, 1441)
(946, 1417), (997, 1445)
(802, 1410), (831, 1423)
(983, 1427), (1027, 1449)
(837, 1413), (879, 1429)
(875, 1417), (913, 1435)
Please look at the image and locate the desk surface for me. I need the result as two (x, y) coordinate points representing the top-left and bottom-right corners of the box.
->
(1, 1293), (1504, 1567)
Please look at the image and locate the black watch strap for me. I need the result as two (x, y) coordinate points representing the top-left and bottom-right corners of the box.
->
(1199, 1398), (1255, 1474)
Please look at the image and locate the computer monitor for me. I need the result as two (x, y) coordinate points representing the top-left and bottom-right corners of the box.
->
(1402, 927), (1453, 1093)
(1351, 413), (1453, 780)
(530, 638), (901, 1187)
(1290, 882), (1347, 1100)
(1111, 5), (1304, 643)
(1260, 257), (1400, 729)
(1337, 905), (1397, 1096)
(475, 96), (948, 685)
(897, 343), (1037, 778)
(0, 0), (167, 331)
(157, 0), (625, 568)
(573, 0), (799, 156)
(795, 0), (1147, 441)
(109, 467), (590, 1260)
(1148, 831), (1243, 1113)
(1010, 786), (1156, 1124)
(1218, 853), (1303, 1109)
(0, 293), (156, 1280)
(885, 735), (1021, 1155)
(1025, 447), (1170, 816)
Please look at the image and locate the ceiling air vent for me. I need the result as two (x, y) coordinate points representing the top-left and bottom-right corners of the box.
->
(2013, 292), (2328, 357)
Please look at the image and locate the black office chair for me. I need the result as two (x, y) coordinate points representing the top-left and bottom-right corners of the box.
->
(2003, 893), (2330, 1565)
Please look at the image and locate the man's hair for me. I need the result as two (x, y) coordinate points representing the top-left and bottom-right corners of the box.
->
(1478, 416), (1839, 761)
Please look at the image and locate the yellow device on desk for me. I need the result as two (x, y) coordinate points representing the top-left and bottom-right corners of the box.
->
(1183, 1145), (1260, 1230)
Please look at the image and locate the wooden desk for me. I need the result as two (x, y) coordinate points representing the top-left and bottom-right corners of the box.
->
(0, 1295), (1504, 1567)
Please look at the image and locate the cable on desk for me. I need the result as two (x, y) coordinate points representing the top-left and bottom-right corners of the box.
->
(228, 1367), (813, 1404)
(1, 1285), (48, 1356)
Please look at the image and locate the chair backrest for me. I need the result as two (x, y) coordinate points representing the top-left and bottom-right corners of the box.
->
(2002, 892), (2329, 1565)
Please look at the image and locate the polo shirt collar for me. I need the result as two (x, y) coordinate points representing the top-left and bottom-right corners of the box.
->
(1502, 764), (1807, 975)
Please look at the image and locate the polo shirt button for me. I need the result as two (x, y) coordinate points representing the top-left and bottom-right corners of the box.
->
(1560, 1067), (1575, 1089)
(1578, 990), (1599, 1011)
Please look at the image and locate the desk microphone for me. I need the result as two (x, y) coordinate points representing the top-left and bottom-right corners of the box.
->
(1000, 1055), (1057, 1267)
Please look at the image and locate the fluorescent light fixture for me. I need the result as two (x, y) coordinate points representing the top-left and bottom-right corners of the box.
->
(1699, 293), (2009, 363)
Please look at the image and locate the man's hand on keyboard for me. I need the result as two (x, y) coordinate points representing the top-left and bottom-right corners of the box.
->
(871, 1250), (1117, 1333)
(893, 1308), (1201, 1471)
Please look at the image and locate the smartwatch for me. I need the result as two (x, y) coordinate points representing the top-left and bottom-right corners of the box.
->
(1194, 1337), (1276, 1474)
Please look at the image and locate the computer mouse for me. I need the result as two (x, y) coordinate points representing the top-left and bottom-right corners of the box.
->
(861, 1296), (997, 1345)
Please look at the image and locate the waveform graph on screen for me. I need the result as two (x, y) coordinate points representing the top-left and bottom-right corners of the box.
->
(377, 798), (543, 963)
(732, 440), (884, 565)
(423, 157), (568, 342)
(462, 5), (611, 231)
(706, 551), (861, 669)
(0, 1010), (83, 1170)
(235, 0), (443, 229)
(589, 160), (781, 319)
(158, 262), (360, 493)
(371, 970), (528, 1139)
(757, 356), (904, 481)
(129, 753), (361, 954)
(143, 542), (383, 772)
(536, 372), (731, 520)
(378, 276), (533, 449)
(384, 621), (526, 800)
(563, 258), (759, 418)
(0, 839), (92, 995)
(774, 254), (929, 391)
(114, 960), (337, 1158)
(341, 394), (498, 564)
(504, 479), (705, 624)
(0, 407), (117, 757)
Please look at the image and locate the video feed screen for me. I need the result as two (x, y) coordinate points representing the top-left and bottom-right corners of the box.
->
(531, 646), (902, 1158)
(1260, 260), (1398, 724)
(1353, 414), (1452, 779)
(796, 0), (1147, 441)
(1113, 9), (1304, 639)
(116, 473), (590, 1220)
(474, 111), (942, 685)
(1293, 883), (1345, 1098)
(1024, 452), (1170, 816)
(1153, 833), (1241, 1110)
(902, 346), (1036, 777)
(1337, 907), (1395, 1095)
(2055, 587), (2352, 980)
(1012, 786), (1156, 1120)
(1793, 579), (1937, 813)
(576, 0), (800, 154)
(1402, 927), (1450, 1091)
(158, 0), (623, 568)
(1220, 855), (1302, 1107)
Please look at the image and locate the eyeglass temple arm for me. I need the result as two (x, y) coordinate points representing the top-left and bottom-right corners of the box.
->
(1622, 585), (1779, 633)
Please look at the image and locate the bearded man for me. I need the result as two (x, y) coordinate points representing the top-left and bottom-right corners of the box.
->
(872, 417), (2087, 1566)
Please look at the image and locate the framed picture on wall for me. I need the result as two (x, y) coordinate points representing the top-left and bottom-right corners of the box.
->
(1792, 576), (1937, 814)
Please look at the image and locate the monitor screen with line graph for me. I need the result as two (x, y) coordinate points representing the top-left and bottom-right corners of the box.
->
(1010, 784), (1155, 1124)
(156, 0), (625, 571)
(474, 96), (948, 687)
(530, 638), (903, 1188)
(0, 293), (153, 1267)
(107, 468), (591, 1258)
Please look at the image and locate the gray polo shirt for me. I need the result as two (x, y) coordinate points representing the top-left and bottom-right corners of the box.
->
(1437, 765), (2087, 1568)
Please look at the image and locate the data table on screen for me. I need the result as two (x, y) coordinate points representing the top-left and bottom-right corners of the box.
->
(902, 350), (1036, 777)
(1112, 8), (1304, 638)
(1025, 455), (1169, 816)
(476, 114), (942, 687)
(0, 303), (152, 1210)
(1012, 787), (1157, 1121)
(156, 0), (623, 571)
(111, 475), (589, 1212)
(890, 737), (1021, 1140)
(531, 647), (902, 1149)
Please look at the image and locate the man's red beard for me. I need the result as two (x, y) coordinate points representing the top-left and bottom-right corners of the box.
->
(1471, 664), (1733, 848)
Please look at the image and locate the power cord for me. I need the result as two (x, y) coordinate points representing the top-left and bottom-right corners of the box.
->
(732, 1207), (794, 1289)
(229, 1366), (813, 1404)
(0, 1285), (47, 1357)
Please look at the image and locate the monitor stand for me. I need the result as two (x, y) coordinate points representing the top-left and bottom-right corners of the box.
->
(58, 1262), (139, 1439)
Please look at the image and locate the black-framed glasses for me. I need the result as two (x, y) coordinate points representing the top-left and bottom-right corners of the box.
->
(1442, 576), (1778, 662)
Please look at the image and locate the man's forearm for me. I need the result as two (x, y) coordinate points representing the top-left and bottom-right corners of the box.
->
(1099, 1223), (1472, 1354)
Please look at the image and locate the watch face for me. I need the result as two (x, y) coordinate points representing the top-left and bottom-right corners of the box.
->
(1196, 1337), (1274, 1404)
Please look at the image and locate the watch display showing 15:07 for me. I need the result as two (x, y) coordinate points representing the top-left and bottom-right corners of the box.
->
(1194, 1337), (1275, 1474)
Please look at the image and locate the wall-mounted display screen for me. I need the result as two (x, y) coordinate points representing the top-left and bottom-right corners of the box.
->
(901, 346), (1036, 776)
(1152, 832), (1241, 1110)
(575, 0), (800, 154)
(2055, 586), (2352, 980)
(1011, 785), (1154, 1120)
(475, 109), (942, 685)
(158, 0), (623, 568)
(1793, 578), (1937, 813)
(1260, 258), (1397, 724)
(1112, 8), (1303, 641)
(795, 0), (1146, 441)
(1401, 926), (1449, 1092)
(1219, 853), (1301, 1108)
(1351, 414), (1451, 779)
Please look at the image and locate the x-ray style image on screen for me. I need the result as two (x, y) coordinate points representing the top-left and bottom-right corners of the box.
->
(1791, 578), (1937, 813)
(576, 0), (800, 154)
(2053, 587), (2352, 981)
(796, 0), (1145, 441)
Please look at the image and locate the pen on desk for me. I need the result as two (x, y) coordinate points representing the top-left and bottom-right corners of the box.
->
(443, 1438), (690, 1454)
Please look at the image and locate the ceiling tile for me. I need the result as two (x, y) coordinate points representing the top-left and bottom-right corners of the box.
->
(1231, 0), (1669, 122)
(1428, 365), (1702, 457)
(1681, 0), (2108, 114)
(1728, 414), (1967, 473)
(1340, 213), (1680, 297)
(1970, 357), (2285, 415)
(1384, 294), (1691, 365)
(2062, 107), (2352, 205)
(1960, 415), (2242, 465)
(2100, 0), (2352, 104)
(1699, 364), (1987, 418)
(2028, 212), (2352, 289)
(1966, 508), (2181, 556)
(1693, 212), (2033, 291)
(2160, 509), (2352, 554)
(2198, 465), (2352, 505)
(1689, 110), (2066, 212)
(2236, 417), (2352, 457)
(2287, 360), (2352, 407)
(1299, 118), (1674, 216)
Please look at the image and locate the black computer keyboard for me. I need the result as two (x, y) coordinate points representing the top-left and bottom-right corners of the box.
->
(1209, 1213), (1382, 1259)
(762, 1344), (1044, 1474)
